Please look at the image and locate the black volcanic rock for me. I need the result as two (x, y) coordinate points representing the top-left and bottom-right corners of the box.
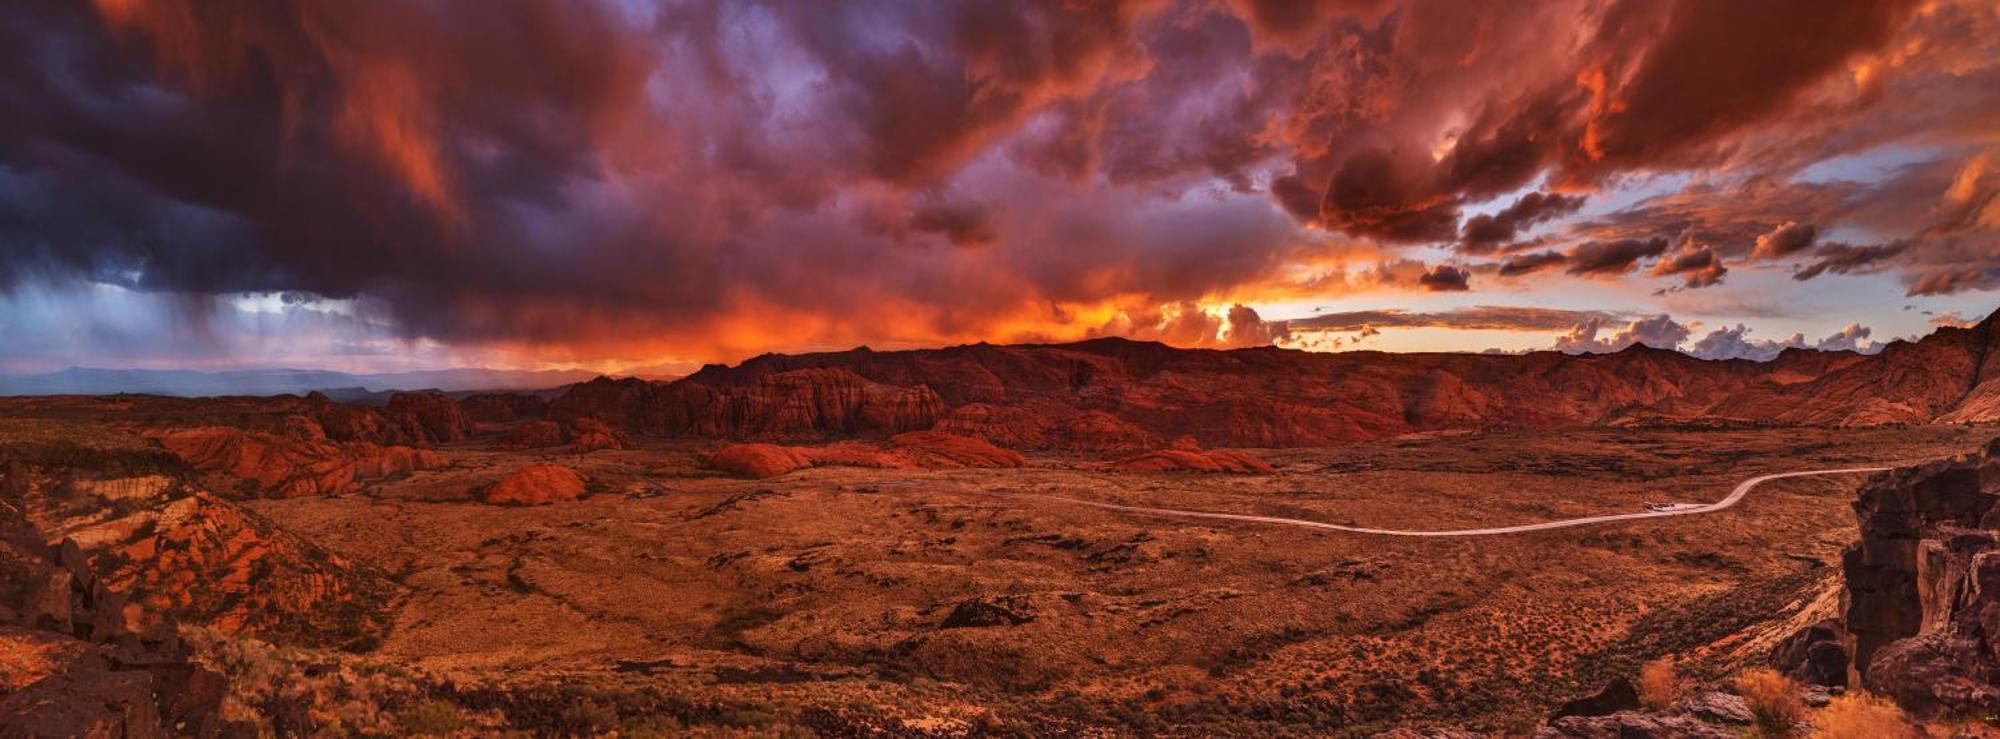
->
(1836, 437), (2000, 717)
(1769, 620), (1849, 687)
(1550, 677), (1640, 720)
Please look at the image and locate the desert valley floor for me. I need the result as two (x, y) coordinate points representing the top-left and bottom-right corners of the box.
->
(247, 427), (1988, 734)
(7, 395), (1993, 735)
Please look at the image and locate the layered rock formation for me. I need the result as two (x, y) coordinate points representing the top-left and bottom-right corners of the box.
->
(0, 483), (242, 736)
(551, 367), (943, 441)
(13, 441), (403, 651)
(152, 426), (447, 498)
(380, 391), (474, 444)
(302, 391), (470, 446)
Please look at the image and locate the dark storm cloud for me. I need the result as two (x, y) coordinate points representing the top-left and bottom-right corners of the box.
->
(1792, 240), (1912, 281)
(907, 203), (999, 248)
(1496, 251), (1567, 277)
(1564, 237), (1670, 276)
(1458, 192), (1588, 254)
(1296, 0), (1924, 242)
(1417, 264), (1470, 291)
(0, 0), (1994, 365)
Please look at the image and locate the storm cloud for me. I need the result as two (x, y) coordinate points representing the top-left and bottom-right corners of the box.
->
(0, 0), (1994, 367)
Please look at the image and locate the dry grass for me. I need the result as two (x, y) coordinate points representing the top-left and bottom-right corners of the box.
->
(1734, 668), (1805, 736)
(1637, 657), (1683, 710)
(1809, 692), (1916, 739)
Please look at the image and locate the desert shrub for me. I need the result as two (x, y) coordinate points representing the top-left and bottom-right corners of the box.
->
(1733, 668), (1805, 736)
(557, 699), (620, 735)
(1637, 657), (1683, 710)
(617, 715), (686, 739)
(399, 700), (465, 735)
(1811, 692), (1917, 739)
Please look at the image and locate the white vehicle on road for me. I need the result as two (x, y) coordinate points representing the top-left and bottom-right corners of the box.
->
(1643, 501), (1706, 513)
(975, 467), (1889, 538)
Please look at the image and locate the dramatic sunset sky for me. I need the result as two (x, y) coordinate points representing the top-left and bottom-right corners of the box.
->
(1, 0), (1997, 374)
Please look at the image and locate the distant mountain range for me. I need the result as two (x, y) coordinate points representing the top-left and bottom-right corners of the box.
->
(543, 307), (2000, 448)
(0, 367), (606, 400)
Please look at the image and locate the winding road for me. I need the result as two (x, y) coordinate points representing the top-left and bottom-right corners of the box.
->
(983, 467), (1890, 537)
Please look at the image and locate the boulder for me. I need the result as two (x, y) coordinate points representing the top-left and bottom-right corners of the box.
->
(1110, 448), (1275, 474)
(885, 431), (1025, 468)
(1672, 692), (1752, 725)
(481, 464), (586, 506)
(707, 444), (816, 480)
(1539, 711), (1732, 738)
(940, 597), (1036, 629)
(1550, 677), (1640, 720)
(1769, 619), (1849, 687)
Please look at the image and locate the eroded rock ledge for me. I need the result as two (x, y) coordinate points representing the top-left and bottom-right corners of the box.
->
(1840, 438), (2000, 716)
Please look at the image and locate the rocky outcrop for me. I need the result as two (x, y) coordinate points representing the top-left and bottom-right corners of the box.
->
(883, 431), (1025, 469)
(706, 444), (818, 479)
(0, 453), (248, 736)
(7, 434), (402, 657)
(940, 596), (1037, 629)
(1549, 677), (1639, 720)
(706, 432), (1023, 480)
(1538, 691), (1752, 738)
(552, 368), (943, 442)
(481, 464), (586, 506)
(1110, 448), (1276, 474)
(152, 426), (446, 498)
(382, 391), (474, 444)
(1768, 619), (1849, 688)
(1837, 438), (2000, 717)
